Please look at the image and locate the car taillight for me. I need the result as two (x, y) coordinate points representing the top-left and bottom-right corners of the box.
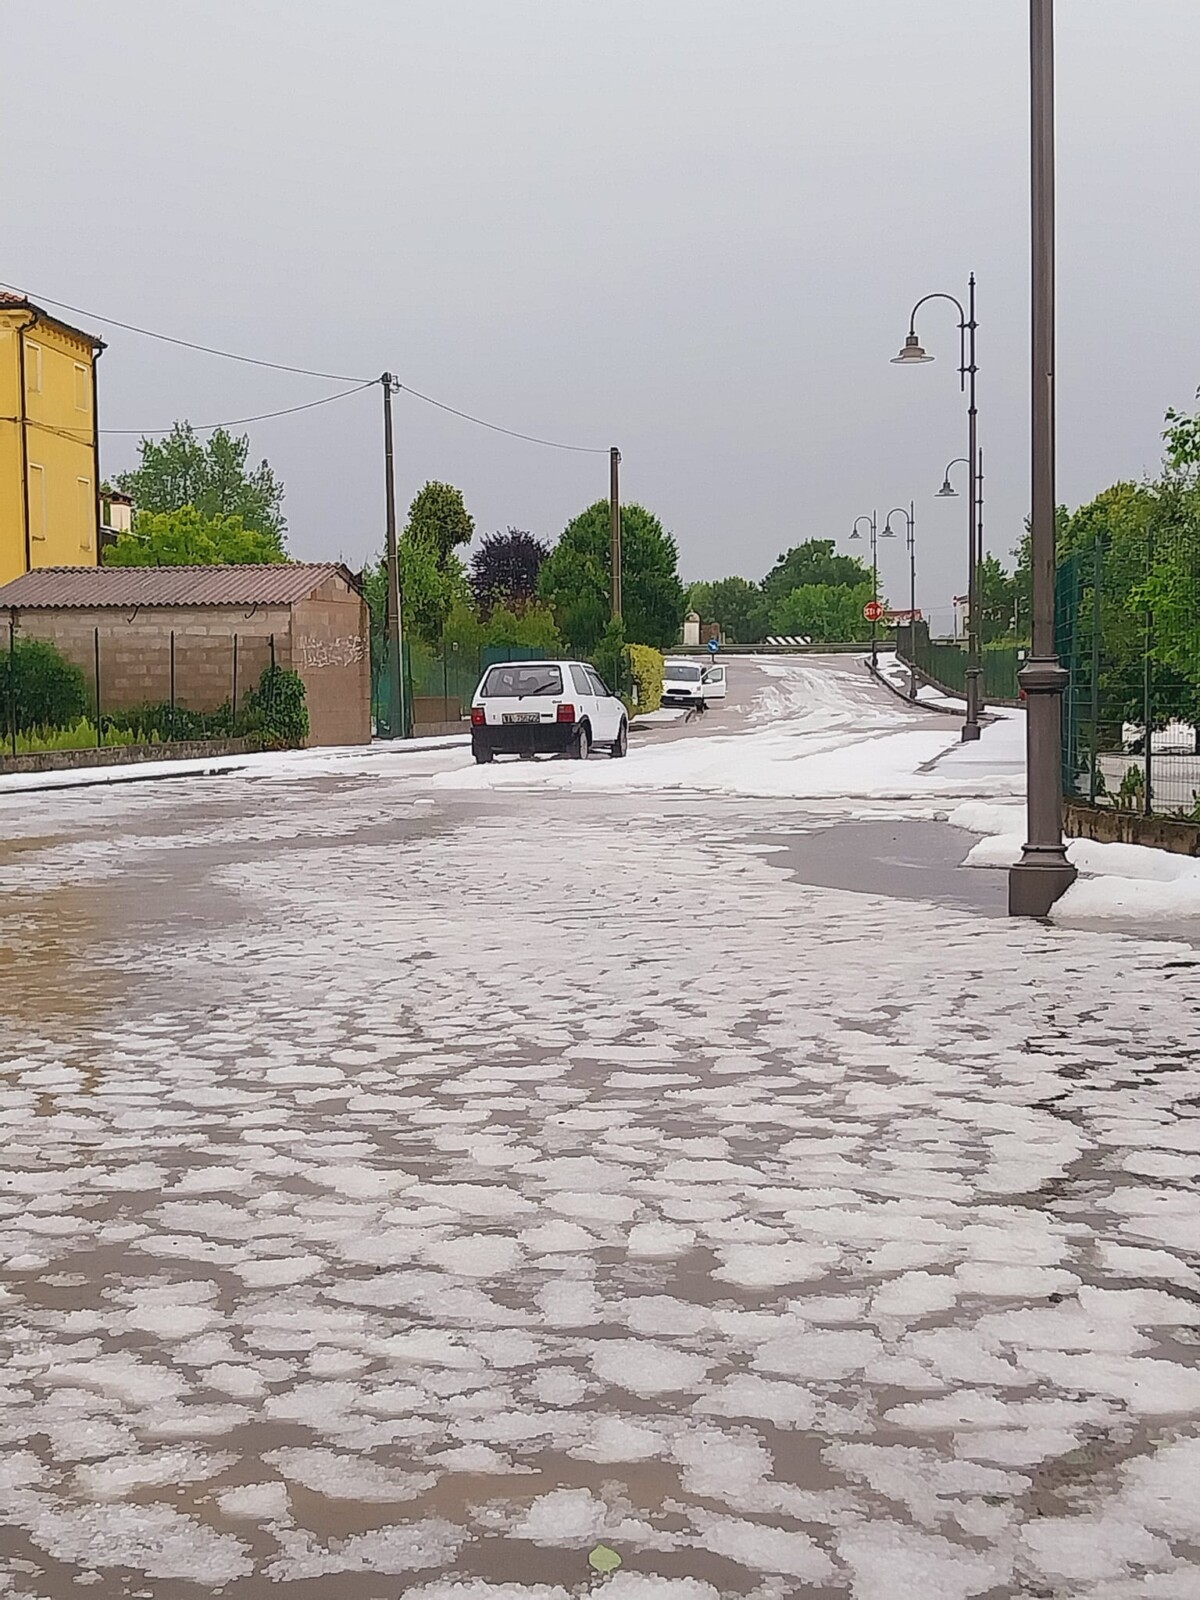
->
(470, 706), (486, 726)
(556, 703), (575, 723)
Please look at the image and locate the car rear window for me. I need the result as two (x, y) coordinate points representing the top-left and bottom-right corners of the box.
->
(480, 665), (563, 699)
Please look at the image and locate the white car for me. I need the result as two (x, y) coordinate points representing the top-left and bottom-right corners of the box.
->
(469, 660), (628, 763)
(662, 658), (728, 710)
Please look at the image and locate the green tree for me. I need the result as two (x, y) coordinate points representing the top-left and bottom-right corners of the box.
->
(979, 553), (1017, 643)
(405, 481), (474, 563)
(770, 581), (874, 642)
(761, 540), (871, 606)
(484, 602), (562, 654)
(688, 576), (771, 644)
(362, 543), (472, 654)
(103, 507), (287, 567)
(538, 501), (686, 655)
(116, 423), (285, 544)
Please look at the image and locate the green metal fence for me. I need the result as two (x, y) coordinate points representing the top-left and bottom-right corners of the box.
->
(372, 643), (544, 738)
(1056, 520), (1200, 816)
(895, 625), (1022, 703)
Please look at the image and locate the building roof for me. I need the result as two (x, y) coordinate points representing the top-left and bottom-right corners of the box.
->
(0, 291), (105, 350)
(0, 563), (361, 610)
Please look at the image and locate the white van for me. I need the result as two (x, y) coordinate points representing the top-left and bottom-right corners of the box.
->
(662, 659), (727, 710)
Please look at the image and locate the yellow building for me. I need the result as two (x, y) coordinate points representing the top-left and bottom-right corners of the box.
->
(0, 292), (105, 587)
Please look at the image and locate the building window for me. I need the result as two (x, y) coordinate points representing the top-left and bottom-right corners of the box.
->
(78, 477), (95, 551)
(25, 341), (43, 396)
(28, 463), (47, 540)
(75, 362), (91, 412)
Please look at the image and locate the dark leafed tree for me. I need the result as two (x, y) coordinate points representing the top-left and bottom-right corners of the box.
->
(470, 528), (551, 617)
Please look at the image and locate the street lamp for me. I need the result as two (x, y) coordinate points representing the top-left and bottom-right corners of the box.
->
(892, 277), (982, 742)
(883, 504), (916, 699)
(849, 512), (895, 668)
(1009, 0), (1076, 915)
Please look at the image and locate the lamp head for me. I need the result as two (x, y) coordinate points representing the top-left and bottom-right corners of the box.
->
(880, 524), (897, 538)
(936, 479), (958, 498)
(848, 529), (862, 540)
(892, 332), (933, 365)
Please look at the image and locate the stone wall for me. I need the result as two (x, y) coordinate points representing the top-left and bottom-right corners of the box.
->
(1064, 799), (1200, 857)
(0, 737), (257, 777)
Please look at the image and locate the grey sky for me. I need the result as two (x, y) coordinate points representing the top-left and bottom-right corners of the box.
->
(7, 0), (1199, 632)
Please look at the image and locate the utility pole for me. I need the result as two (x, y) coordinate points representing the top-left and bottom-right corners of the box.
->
(609, 446), (622, 621)
(381, 373), (406, 739)
(1009, 0), (1076, 916)
(963, 273), (982, 740)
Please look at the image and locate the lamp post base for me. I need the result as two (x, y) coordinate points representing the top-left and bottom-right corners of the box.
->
(1008, 849), (1077, 917)
(961, 721), (982, 742)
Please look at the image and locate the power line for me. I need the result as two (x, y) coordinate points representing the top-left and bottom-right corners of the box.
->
(397, 381), (609, 455)
(102, 381), (377, 435)
(2, 283), (368, 383)
(6, 282), (609, 453)
(14, 382), (375, 441)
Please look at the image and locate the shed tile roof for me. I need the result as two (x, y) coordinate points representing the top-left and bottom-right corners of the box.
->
(0, 564), (361, 610)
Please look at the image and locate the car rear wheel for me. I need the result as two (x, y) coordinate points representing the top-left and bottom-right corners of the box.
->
(609, 719), (628, 758)
(473, 745), (494, 765)
(570, 724), (591, 760)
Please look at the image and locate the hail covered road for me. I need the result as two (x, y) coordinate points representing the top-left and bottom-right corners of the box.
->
(0, 655), (1197, 1599)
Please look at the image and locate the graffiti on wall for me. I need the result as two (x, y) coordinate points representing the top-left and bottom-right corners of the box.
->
(293, 635), (368, 669)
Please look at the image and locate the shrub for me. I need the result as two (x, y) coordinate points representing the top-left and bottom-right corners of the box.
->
(1116, 764), (1146, 810)
(242, 665), (308, 749)
(0, 638), (89, 733)
(628, 644), (665, 712)
(12, 719), (141, 754)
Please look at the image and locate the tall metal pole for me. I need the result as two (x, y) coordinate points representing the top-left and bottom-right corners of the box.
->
(962, 276), (982, 740)
(1009, 0), (1076, 916)
(907, 503), (917, 699)
(871, 514), (879, 667)
(382, 373), (406, 740)
(609, 446), (622, 622)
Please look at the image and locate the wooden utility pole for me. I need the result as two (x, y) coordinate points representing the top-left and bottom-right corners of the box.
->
(609, 446), (622, 621)
(381, 373), (406, 738)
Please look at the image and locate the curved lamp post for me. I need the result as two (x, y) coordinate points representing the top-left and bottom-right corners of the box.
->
(883, 504), (916, 698)
(892, 278), (982, 742)
(849, 511), (895, 667)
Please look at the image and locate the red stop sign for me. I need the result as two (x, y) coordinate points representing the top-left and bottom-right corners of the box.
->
(863, 600), (885, 622)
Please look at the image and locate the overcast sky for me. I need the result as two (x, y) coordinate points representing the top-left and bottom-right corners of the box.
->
(6, 1), (1199, 630)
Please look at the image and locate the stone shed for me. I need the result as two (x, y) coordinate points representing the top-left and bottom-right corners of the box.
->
(0, 563), (371, 747)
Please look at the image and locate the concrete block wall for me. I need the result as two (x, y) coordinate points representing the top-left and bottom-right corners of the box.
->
(14, 606), (292, 718)
(291, 582), (371, 746)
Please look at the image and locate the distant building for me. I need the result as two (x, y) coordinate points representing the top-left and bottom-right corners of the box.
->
(0, 563), (371, 748)
(100, 487), (134, 544)
(682, 611), (701, 647)
(0, 292), (105, 586)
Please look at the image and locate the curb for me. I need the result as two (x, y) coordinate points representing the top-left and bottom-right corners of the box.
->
(864, 658), (965, 717)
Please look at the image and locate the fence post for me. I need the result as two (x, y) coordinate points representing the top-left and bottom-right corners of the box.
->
(1143, 523), (1154, 816)
(7, 610), (16, 757)
(169, 629), (177, 742)
(232, 634), (239, 727)
(94, 627), (102, 748)
(1088, 540), (1101, 804)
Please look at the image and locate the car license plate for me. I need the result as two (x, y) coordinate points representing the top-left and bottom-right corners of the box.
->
(502, 713), (540, 724)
